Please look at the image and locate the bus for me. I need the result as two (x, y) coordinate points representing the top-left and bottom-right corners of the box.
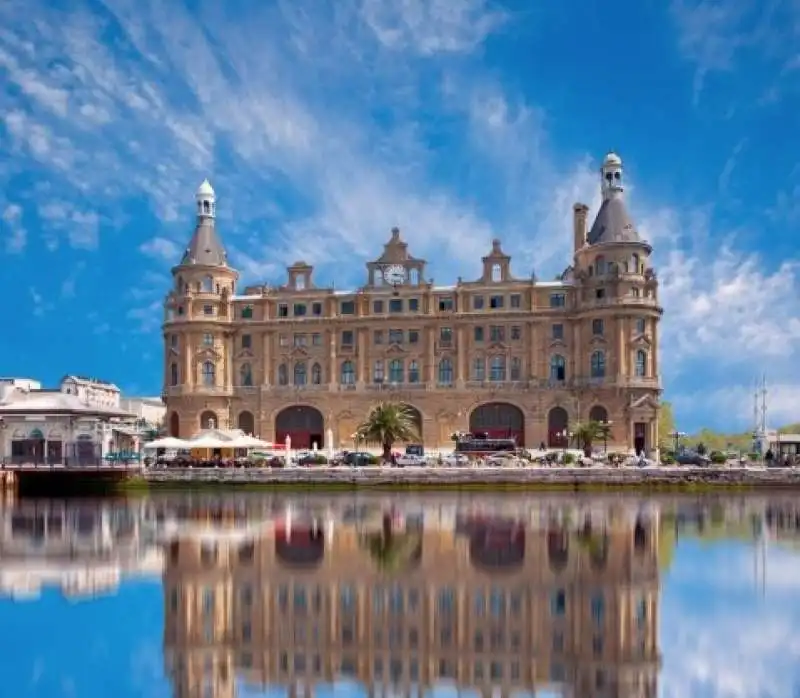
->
(454, 435), (518, 456)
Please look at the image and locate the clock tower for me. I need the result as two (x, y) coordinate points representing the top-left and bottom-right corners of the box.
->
(366, 227), (426, 287)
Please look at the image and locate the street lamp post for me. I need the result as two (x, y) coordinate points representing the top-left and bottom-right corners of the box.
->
(557, 429), (571, 460)
(669, 430), (686, 456)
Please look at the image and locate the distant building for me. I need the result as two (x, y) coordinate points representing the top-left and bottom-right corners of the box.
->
(119, 397), (167, 430)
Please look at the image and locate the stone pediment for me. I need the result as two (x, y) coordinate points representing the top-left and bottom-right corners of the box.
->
(386, 343), (406, 355)
(488, 341), (507, 352)
(236, 348), (256, 360)
(589, 335), (607, 346)
(289, 346), (309, 359)
(196, 346), (221, 361)
(630, 393), (658, 410)
(632, 334), (652, 348)
(169, 346), (179, 356)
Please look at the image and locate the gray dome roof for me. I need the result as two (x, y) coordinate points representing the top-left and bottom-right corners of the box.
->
(586, 197), (641, 246)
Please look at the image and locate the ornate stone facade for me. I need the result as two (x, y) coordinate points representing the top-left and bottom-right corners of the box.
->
(162, 154), (662, 451)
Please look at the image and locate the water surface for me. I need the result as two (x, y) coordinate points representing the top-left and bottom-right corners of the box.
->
(0, 493), (798, 698)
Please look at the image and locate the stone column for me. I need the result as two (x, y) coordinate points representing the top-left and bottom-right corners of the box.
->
(183, 333), (193, 387)
(456, 326), (466, 385)
(572, 320), (582, 380)
(652, 321), (659, 379)
(261, 332), (271, 385)
(617, 317), (627, 378)
(328, 330), (338, 389)
(527, 322), (537, 380)
(357, 328), (367, 386)
(225, 334), (234, 389)
(426, 327), (435, 384)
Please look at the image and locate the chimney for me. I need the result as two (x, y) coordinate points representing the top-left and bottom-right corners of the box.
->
(573, 203), (589, 253)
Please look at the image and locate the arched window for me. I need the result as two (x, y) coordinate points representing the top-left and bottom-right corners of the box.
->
(294, 362), (307, 386)
(632, 253), (640, 274)
(408, 360), (420, 383)
(594, 256), (606, 276)
(491, 263), (502, 282)
(510, 357), (521, 381)
(635, 350), (647, 377)
(438, 358), (453, 385)
(410, 269), (420, 285)
(239, 363), (253, 386)
(278, 363), (288, 386)
(591, 351), (606, 378)
(202, 275), (214, 292)
(389, 359), (404, 383)
(489, 356), (506, 382)
(340, 360), (355, 385)
(170, 362), (179, 386)
(373, 360), (385, 383)
(311, 362), (322, 385)
(202, 361), (215, 386)
(550, 355), (566, 382)
(472, 358), (485, 381)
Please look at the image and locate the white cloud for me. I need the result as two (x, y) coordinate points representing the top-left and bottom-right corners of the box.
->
(2, 203), (26, 253)
(139, 238), (181, 263)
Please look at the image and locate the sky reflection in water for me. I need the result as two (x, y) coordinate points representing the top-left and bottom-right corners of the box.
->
(0, 494), (798, 698)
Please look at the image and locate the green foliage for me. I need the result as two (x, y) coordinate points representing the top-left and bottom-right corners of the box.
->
(709, 451), (727, 464)
(661, 453), (676, 465)
(658, 401), (676, 446)
(356, 403), (420, 458)
(563, 452), (576, 464)
(570, 420), (610, 455)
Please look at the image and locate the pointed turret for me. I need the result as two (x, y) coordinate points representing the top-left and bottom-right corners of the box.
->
(180, 179), (229, 267)
(586, 152), (642, 246)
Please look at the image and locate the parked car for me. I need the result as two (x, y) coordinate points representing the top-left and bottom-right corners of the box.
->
(395, 453), (427, 467)
(676, 450), (711, 466)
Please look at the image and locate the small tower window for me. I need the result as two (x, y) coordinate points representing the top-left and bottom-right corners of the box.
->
(410, 269), (420, 285)
(170, 363), (179, 386)
(203, 201), (210, 214)
(202, 276), (213, 292)
(491, 264), (502, 282)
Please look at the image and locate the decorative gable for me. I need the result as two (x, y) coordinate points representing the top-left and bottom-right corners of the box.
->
(631, 334), (652, 349)
(196, 346), (222, 361)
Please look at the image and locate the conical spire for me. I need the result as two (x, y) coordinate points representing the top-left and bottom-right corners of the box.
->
(180, 179), (228, 266)
(587, 153), (642, 245)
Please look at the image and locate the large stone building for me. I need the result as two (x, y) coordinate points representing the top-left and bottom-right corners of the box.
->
(162, 153), (662, 451)
(162, 506), (661, 698)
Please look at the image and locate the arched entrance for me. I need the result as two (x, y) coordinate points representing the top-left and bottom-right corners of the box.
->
(275, 521), (325, 567)
(238, 411), (255, 435)
(589, 405), (608, 423)
(467, 518), (526, 570)
(275, 406), (324, 450)
(547, 407), (569, 447)
(399, 404), (423, 443)
(199, 410), (218, 430)
(169, 412), (180, 438)
(469, 402), (525, 446)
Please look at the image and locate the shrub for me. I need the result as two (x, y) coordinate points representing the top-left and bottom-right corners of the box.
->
(709, 451), (727, 464)
(367, 454), (380, 465)
(747, 452), (760, 461)
(661, 453), (676, 465)
(563, 452), (576, 465)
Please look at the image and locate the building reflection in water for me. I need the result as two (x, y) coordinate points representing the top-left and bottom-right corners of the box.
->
(163, 502), (661, 698)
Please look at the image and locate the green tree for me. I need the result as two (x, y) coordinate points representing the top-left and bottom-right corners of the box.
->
(570, 421), (608, 457)
(356, 402), (420, 461)
(658, 401), (676, 448)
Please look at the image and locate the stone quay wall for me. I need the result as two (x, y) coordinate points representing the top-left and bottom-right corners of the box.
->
(142, 466), (800, 489)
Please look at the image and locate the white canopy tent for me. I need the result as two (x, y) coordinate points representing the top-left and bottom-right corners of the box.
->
(142, 437), (190, 450)
(227, 435), (273, 449)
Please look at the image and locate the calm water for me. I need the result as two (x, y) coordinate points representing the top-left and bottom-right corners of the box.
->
(0, 493), (798, 698)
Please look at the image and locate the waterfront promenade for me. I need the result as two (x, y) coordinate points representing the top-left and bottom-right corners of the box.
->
(142, 465), (800, 489)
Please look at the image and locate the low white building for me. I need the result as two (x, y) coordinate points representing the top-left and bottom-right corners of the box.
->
(0, 379), (135, 465)
(119, 396), (166, 429)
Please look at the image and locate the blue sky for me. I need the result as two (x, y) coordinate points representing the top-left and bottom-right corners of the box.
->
(0, 0), (799, 431)
(1, 540), (799, 698)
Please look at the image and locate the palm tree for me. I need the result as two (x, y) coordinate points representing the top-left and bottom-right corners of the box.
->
(359, 511), (422, 573)
(356, 402), (420, 461)
(571, 420), (608, 457)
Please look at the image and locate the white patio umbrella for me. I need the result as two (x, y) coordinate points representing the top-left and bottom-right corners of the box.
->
(143, 437), (190, 449)
(188, 435), (231, 449)
(227, 435), (274, 449)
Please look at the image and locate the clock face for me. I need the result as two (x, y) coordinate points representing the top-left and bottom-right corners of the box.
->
(383, 264), (406, 285)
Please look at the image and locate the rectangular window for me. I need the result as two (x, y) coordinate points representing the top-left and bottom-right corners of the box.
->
(595, 287), (606, 299)
(241, 305), (253, 319)
(550, 293), (566, 308)
(489, 295), (504, 309)
(592, 318), (604, 336)
(203, 333), (214, 346)
(312, 302), (323, 316)
(440, 327), (453, 345)
(635, 317), (646, 334)
(408, 330), (419, 344)
(474, 326), (484, 342)
(241, 334), (252, 349)
(279, 334), (289, 347)
(510, 325), (521, 340)
(489, 325), (505, 342)
(340, 300), (355, 315)
(373, 300), (384, 314)
(293, 303), (306, 317)
(473, 296), (484, 310)
(341, 331), (354, 346)
(438, 297), (454, 311)
(312, 333), (322, 346)
(552, 323), (563, 340)
(170, 334), (178, 347)
(374, 330), (383, 345)
(293, 334), (307, 347)
(389, 298), (403, 313)
(408, 298), (419, 312)
(472, 358), (485, 381)
(203, 304), (214, 315)
(278, 303), (289, 318)
(388, 329), (403, 344)
(510, 294), (521, 309)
